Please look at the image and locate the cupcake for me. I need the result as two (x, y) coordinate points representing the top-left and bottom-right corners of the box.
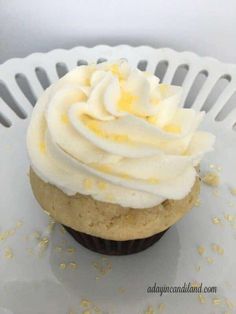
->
(27, 60), (215, 255)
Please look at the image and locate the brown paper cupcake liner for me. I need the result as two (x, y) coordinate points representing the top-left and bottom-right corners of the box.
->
(63, 225), (169, 255)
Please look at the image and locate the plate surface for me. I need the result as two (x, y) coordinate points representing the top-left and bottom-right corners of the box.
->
(0, 46), (236, 314)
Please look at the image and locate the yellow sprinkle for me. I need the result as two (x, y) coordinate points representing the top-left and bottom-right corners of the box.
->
(147, 177), (159, 184)
(212, 297), (221, 305)
(81, 115), (130, 142)
(198, 294), (206, 304)
(4, 247), (14, 259)
(82, 310), (91, 314)
(202, 172), (220, 186)
(146, 116), (157, 124)
(68, 262), (78, 270)
(59, 263), (66, 270)
(117, 89), (137, 113)
(150, 97), (160, 105)
(144, 305), (154, 314)
(39, 141), (46, 154)
(212, 217), (222, 225)
(197, 245), (205, 256)
(206, 257), (214, 264)
(158, 303), (166, 312)
(163, 124), (181, 134)
(61, 113), (69, 124)
(97, 181), (107, 190)
(80, 299), (91, 308)
(105, 194), (115, 202)
(110, 64), (124, 80)
(83, 178), (93, 189)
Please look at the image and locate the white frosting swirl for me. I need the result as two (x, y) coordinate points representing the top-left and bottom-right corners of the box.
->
(27, 60), (215, 208)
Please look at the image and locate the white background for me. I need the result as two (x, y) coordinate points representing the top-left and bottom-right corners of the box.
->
(0, 0), (236, 64)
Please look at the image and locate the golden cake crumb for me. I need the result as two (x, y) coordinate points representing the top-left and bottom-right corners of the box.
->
(68, 262), (78, 270)
(229, 187), (236, 195)
(15, 221), (23, 228)
(198, 294), (206, 304)
(67, 247), (76, 253)
(191, 281), (201, 288)
(39, 237), (49, 250)
(224, 214), (235, 222)
(206, 257), (214, 264)
(202, 172), (220, 186)
(32, 231), (41, 239)
(93, 306), (101, 313)
(212, 217), (222, 225)
(0, 224), (19, 241)
(225, 298), (234, 309)
(158, 303), (166, 312)
(80, 299), (91, 308)
(211, 243), (224, 255)
(59, 263), (67, 270)
(4, 247), (14, 259)
(197, 245), (205, 256)
(92, 257), (112, 275)
(194, 197), (201, 207)
(54, 246), (63, 252)
(144, 305), (154, 314)
(212, 297), (221, 305)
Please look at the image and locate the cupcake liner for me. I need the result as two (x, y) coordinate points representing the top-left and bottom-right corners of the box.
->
(63, 225), (169, 255)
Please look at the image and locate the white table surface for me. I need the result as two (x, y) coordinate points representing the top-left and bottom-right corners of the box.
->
(0, 0), (236, 64)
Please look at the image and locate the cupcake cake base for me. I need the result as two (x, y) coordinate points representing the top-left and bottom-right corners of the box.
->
(63, 225), (169, 255)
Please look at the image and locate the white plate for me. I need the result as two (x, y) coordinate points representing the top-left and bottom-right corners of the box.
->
(0, 46), (236, 314)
